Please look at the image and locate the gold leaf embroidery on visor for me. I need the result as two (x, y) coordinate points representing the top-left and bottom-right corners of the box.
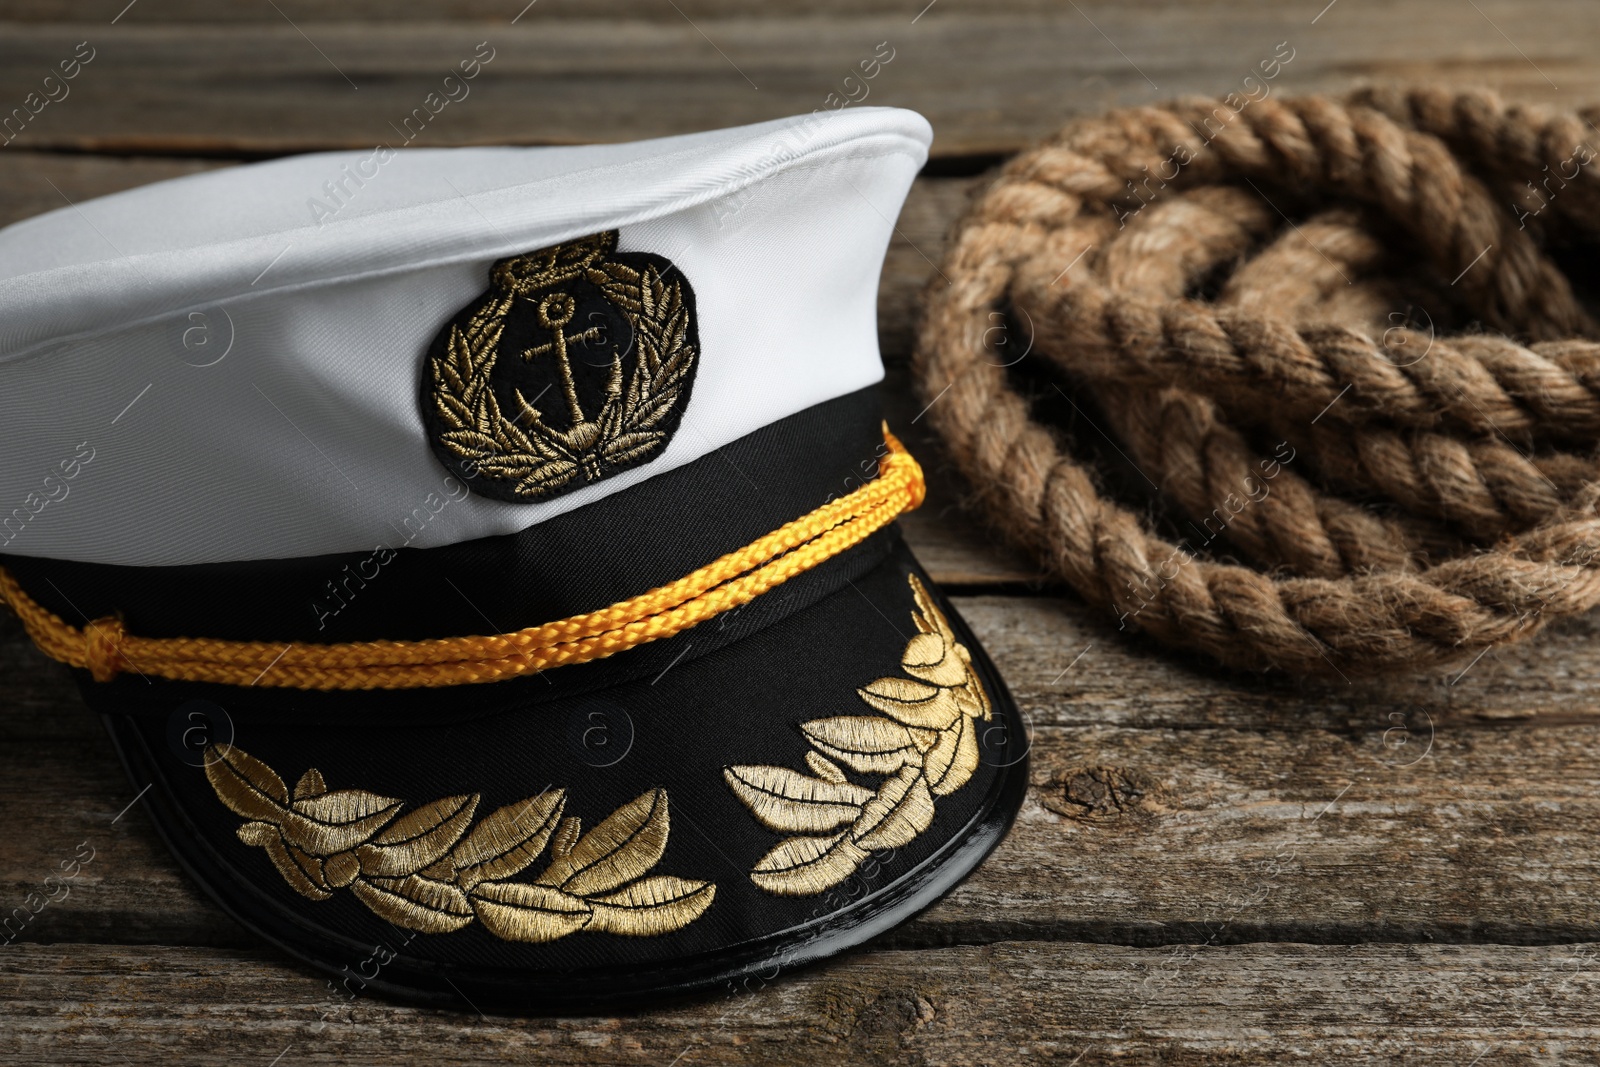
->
(724, 574), (993, 896)
(203, 746), (715, 941)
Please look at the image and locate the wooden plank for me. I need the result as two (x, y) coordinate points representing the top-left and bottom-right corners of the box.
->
(0, 8), (1593, 1054)
(3, 941), (1598, 1064)
(958, 595), (1600, 730)
(893, 484), (1037, 587)
(0, 151), (227, 230)
(8, 597), (1600, 951)
(0, 0), (1143, 19)
(0, 2), (1595, 156)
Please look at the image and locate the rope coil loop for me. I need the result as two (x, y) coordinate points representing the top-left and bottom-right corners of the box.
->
(915, 88), (1600, 677)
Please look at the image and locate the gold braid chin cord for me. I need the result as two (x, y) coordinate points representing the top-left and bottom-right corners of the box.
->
(915, 87), (1600, 677)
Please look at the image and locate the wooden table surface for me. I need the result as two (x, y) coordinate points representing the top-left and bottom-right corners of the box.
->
(5, 2), (1600, 1063)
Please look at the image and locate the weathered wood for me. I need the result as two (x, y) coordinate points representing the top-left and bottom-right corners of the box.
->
(3, 941), (1598, 1065)
(4, 34), (1600, 1055)
(960, 594), (1600, 729)
(0, 151), (226, 231)
(0, 0), (1312, 20)
(0, 0), (1139, 18)
(0, 3), (1595, 156)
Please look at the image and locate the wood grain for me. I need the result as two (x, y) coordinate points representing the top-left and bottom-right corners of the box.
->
(4, 941), (1598, 1065)
(0, 151), (226, 229)
(0, 0), (1375, 21)
(5, 30), (1600, 1057)
(0, 2), (1594, 156)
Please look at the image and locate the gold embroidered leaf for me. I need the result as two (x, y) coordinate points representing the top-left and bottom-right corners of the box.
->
(595, 259), (641, 301)
(724, 575), (1000, 899)
(513, 387), (547, 428)
(900, 631), (969, 688)
(585, 876), (717, 937)
(806, 751), (848, 784)
(445, 790), (565, 891)
(372, 872), (473, 917)
(537, 789), (670, 897)
(749, 831), (871, 897)
(441, 325), (476, 387)
(474, 457), (545, 481)
(324, 850), (360, 888)
(205, 746), (289, 822)
(288, 843), (331, 891)
(520, 457), (581, 481)
(482, 390), (535, 455)
(293, 768), (326, 801)
(800, 716), (922, 775)
(923, 711), (982, 797)
(908, 725), (940, 753)
(603, 431), (666, 466)
(205, 750), (715, 943)
(352, 874), (475, 934)
(272, 857), (331, 901)
(551, 816), (581, 860)
(514, 468), (581, 498)
(513, 415), (578, 462)
(291, 788), (401, 824)
(908, 574), (948, 638)
(953, 668), (992, 726)
(453, 297), (513, 408)
(438, 428), (499, 455)
(851, 765), (936, 852)
(240, 827), (331, 901)
(470, 881), (593, 943)
(597, 390), (626, 441)
(357, 794), (479, 878)
(954, 686), (988, 724)
(856, 676), (962, 732)
(280, 789), (403, 856)
(370, 794), (476, 846)
(433, 389), (474, 429)
(723, 765), (871, 834)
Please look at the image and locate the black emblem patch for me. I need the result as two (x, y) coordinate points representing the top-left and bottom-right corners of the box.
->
(422, 230), (699, 502)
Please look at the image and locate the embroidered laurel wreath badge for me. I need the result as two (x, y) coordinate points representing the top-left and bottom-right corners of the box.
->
(422, 230), (698, 503)
(203, 746), (715, 942)
(724, 575), (994, 896)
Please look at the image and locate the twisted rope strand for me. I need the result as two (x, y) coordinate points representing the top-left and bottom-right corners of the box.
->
(915, 91), (1600, 676)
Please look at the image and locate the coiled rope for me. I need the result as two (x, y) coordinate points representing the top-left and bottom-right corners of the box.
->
(915, 88), (1600, 676)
